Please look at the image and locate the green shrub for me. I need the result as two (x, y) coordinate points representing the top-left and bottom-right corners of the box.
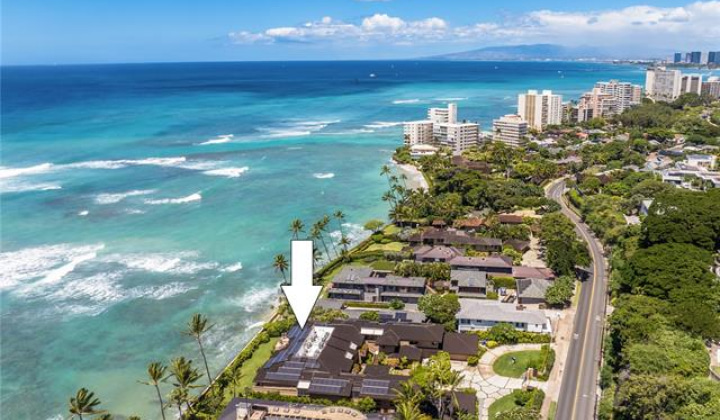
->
(486, 291), (499, 300)
(467, 356), (479, 366)
(389, 299), (405, 310)
(491, 276), (516, 289)
(359, 311), (380, 322)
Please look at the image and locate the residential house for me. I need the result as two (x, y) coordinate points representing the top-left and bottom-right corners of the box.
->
(408, 227), (503, 252)
(456, 299), (552, 333)
(497, 214), (524, 224)
(449, 255), (514, 274)
(442, 332), (480, 361)
(512, 266), (556, 280)
(413, 245), (463, 263)
(450, 270), (491, 298)
(254, 321), (477, 407)
(515, 278), (554, 305)
(327, 267), (426, 304)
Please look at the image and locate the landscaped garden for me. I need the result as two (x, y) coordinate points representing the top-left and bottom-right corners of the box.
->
(488, 389), (545, 420)
(492, 345), (555, 380)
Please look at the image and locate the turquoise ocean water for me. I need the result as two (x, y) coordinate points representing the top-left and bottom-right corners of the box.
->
(0, 61), (644, 419)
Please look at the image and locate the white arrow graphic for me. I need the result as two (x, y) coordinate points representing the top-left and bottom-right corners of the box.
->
(281, 240), (322, 329)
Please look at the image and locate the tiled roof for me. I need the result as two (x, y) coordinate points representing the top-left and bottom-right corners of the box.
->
(516, 278), (553, 299)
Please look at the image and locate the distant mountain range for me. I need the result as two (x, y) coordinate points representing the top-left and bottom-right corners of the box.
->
(424, 44), (648, 61)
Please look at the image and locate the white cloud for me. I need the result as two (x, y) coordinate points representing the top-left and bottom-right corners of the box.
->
(228, 1), (720, 50)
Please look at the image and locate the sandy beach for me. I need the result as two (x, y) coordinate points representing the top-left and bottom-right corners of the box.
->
(396, 163), (429, 191)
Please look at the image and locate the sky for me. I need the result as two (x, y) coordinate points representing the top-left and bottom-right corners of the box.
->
(2, 0), (719, 65)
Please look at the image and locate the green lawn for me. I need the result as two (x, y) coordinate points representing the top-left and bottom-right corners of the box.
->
(548, 401), (558, 420)
(366, 241), (405, 252)
(370, 260), (397, 271)
(493, 350), (546, 379)
(383, 224), (402, 235)
(225, 337), (280, 395)
(488, 393), (521, 419)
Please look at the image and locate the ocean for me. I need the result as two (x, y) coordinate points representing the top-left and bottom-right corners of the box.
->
(0, 61), (644, 419)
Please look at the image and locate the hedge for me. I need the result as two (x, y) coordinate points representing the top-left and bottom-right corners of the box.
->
(344, 301), (392, 309)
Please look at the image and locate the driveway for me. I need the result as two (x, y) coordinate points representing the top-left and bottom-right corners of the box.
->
(452, 344), (549, 420)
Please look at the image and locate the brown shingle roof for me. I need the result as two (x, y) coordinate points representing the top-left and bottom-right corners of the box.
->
(442, 333), (478, 356)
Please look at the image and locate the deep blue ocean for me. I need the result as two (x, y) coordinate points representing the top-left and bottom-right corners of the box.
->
(0, 61), (644, 419)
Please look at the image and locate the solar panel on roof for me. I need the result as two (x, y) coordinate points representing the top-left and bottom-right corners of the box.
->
(313, 378), (348, 386)
(265, 372), (301, 382)
(360, 386), (389, 396)
(362, 379), (390, 387)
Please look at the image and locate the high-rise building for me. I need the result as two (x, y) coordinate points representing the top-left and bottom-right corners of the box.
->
(681, 74), (703, 95)
(492, 114), (528, 148)
(403, 103), (479, 153)
(709, 51), (720, 64)
(674, 52), (683, 63)
(690, 51), (702, 64)
(428, 103), (457, 124)
(577, 88), (617, 122)
(702, 77), (720, 99)
(403, 121), (433, 146)
(645, 68), (682, 102)
(517, 90), (563, 131)
(594, 80), (642, 113)
(434, 121), (480, 153)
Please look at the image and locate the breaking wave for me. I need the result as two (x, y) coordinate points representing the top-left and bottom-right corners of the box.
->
(203, 166), (249, 178)
(144, 192), (202, 205)
(392, 99), (420, 104)
(364, 121), (403, 129)
(94, 189), (157, 205)
(313, 172), (335, 179)
(257, 120), (340, 138)
(198, 134), (234, 146)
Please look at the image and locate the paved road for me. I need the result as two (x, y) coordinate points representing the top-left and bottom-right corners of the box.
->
(547, 179), (608, 420)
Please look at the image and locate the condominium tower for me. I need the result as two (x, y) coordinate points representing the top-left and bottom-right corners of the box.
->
(402, 103), (480, 153)
(517, 90), (563, 131)
(645, 68), (682, 102)
(680, 74), (703, 95)
(492, 114), (529, 147)
(594, 80), (642, 113)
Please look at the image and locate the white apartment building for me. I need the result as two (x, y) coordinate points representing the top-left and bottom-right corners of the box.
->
(403, 120), (433, 146)
(428, 103), (457, 124)
(702, 77), (720, 99)
(517, 90), (563, 131)
(492, 114), (528, 147)
(403, 103), (479, 153)
(594, 80), (642, 113)
(680, 74), (703, 95)
(577, 88), (617, 122)
(645, 68), (682, 102)
(435, 121), (480, 154)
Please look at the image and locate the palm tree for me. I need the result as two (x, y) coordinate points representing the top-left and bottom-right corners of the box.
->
(320, 215), (338, 256)
(380, 164), (392, 186)
(169, 357), (203, 413)
(339, 235), (351, 253)
(68, 388), (105, 419)
(167, 387), (188, 418)
(139, 361), (168, 420)
(445, 370), (465, 420)
(395, 400), (423, 420)
(183, 314), (213, 385)
(229, 365), (245, 398)
(97, 415), (113, 420)
(311, 222), (331, 260)
(289, 219), (305, 240)
(393, 380), (421, 405)
(333, 210), (346, 238)
(273, 254), (289, 284)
